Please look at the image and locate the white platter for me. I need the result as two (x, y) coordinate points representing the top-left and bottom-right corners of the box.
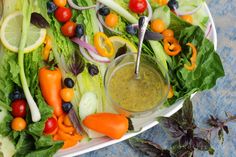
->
(55, 2), (217, 157)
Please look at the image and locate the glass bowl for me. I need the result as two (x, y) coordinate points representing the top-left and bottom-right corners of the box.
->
(104, 53), (170, 117)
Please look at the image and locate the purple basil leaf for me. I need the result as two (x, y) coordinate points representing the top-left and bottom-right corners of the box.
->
(192, 137), (210, 151)
(223, 125), (229, 134)
(180, 135), (190, 147)
(158, 117), (184, 138)
(182, 98), (194, 126)
(129, 138), (162, 157)
(218, 129), (224, 144)
(30, 12), (49, 28)
(70, 51), (85, 76)
(115, 44), (128, 58)
(176, 148), (192, 157)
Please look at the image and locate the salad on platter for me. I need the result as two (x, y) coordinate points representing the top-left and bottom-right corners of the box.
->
(0, 0), (224, 156)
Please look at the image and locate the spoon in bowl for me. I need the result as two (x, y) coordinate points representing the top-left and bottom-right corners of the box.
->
(134, 16), (149, 79)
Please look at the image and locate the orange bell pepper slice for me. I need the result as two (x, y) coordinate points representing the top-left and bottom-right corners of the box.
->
(58, 115), (75, 134)
(42, 35), (52, 61)
(62, 140), (78, 149)
(163, 37), (182, 56)
(184, 43), (197, 71)
(94, 32), (114, 58)
(63, 115), (73, 127)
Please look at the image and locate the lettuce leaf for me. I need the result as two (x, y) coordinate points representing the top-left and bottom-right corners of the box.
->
(166, 15), (224, 105)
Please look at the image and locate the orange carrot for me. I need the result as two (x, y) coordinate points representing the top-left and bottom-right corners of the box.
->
(62, 140), (78, 149)
(63, 115), (73, 127)
(83, 113), (129, 139)
(39, 67), (63, 116)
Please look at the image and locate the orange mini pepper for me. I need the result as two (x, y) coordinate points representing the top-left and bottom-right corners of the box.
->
(163, 37), (182, 56)
(94, 32), (114, 57)
(184, 43), (197, 71)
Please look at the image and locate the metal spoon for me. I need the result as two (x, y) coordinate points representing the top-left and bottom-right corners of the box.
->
(134, 16), (149, 79)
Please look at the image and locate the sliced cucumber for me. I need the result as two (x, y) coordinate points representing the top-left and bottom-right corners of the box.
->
(152, 6), (171, 28)
(79, 92), (98, 120)
(0, 135), (16, 157)
(177, 0), (203, 13)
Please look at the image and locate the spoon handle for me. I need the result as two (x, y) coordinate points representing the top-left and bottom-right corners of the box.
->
(135, 16), (149, 78)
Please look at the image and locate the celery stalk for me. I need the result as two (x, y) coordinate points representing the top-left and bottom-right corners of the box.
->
(18, 0), (41, 122)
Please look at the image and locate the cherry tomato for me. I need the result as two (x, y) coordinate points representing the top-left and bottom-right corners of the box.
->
(181, 15), (193, 24)
(44, 117), (58, 134)
(162, 29), (174, 38)
(11, 117), (27, 131)
(61, 21), (77, 37)
(60, 88), (74, 102)
(11, 99), (27, 118)
(53, 0), (67, 7)
(151, 19), (165, 33)
(54, 7), (72, 23)
(129, 0), (147, 14)
(105, 13), (119, 28)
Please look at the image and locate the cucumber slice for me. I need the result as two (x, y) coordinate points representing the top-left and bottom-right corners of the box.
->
(0, 136), (16, 157)
(152, 6), (170, 28)
(79, 92), (98, 120)
(177, 0), (203, 13)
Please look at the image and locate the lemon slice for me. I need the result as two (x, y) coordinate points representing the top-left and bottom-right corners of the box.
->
(0, 12), (46, 53)
(109, 36), (138, 54)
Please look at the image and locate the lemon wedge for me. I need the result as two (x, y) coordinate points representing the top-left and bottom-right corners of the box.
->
(109, 36), (138, 54)
(0, 12), (46, 53)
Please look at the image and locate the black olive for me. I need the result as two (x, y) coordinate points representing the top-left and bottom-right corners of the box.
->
(98, 7), (110, 16)
(9, 87), (25, 102)
(75, 24), (84, 38)
(167, 0), (179, 10)
(64, 78), (75, 88)
(87, 64), (99, 76)
(62, 102), (73, 113)
(126, 25), (138, 35)
(47, 1), (57, 14)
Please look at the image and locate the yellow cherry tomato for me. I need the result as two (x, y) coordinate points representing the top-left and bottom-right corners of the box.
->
(94, 32), (114, 57)
(105, 13), (119, 28)
(53, 0), (67, 7)
(162, 29), (174, 38)
(151, 19), (165, 33)
(181, 15), (193, 24)
(60, 88), (74, 102)
(155, 0), (168, 6)
(11, 117), (27, 131)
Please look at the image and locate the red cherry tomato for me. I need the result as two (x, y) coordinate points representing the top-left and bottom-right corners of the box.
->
(44, 117), (58, 135)
(61, 21), (77, 37)
(11, 99), (27, 118)
(54, 7), (72, 23)
(129, 0), (147, 14)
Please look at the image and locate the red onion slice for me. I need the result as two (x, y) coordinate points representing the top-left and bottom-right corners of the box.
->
(71, 37), (110, 63)
(79, 46), (96, 63)
(68, 0), (96, 10)
(174, 4), (202, 16)
(205, 23), (212, 38)
(146, 0), (153, 21)
(71, 37), (97, 53)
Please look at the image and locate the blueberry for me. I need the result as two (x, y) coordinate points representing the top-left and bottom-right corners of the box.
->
(62, 102), (73, 113)
(9, 87), (25, 102)
(64, 78), (75, 88)
(167, 0), (179, 10)
(98, 7), (110, 16)
(87, 64), (99, 76)
(126, 25), (138, 35)
(75, 24), (84, 38)
(47, 1), (57, 14)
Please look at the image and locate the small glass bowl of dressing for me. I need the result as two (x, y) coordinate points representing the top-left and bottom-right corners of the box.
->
(104, 53), (170, 117)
